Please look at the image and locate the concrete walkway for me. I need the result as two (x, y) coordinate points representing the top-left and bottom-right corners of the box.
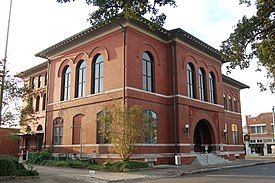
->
(2, 159), (274, 183)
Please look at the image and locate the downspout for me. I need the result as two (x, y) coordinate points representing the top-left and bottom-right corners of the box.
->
(43, 59), (50, 149)
(171, 40), (179, 155)
(117, 22), (126, 105)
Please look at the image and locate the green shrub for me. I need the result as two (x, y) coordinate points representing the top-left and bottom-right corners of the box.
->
(17, 169), (39, 176)
(0, 156), (18, 176)
(101, 161), (148, 172)
(0, 155), (38, 177)
(88, 164), (102, 170)
(123, 161), (148, 169)
(68, 160), (88, 168)
(42, 159), (89, 168)
(28, 150), (52, 165)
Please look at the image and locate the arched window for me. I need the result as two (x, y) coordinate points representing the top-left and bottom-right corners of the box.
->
(26, 126), (31, 133)
(233, 97), (238, 112)
(53, 118), (63, 145)
(198, 68), (206, 101)
(223, 94), (227, 110)
(96, 111), (111, 144)
(187, 63), (195, 98)
(72, 115), (83, 144)
(209, 72), (216, 103)
(232, 124), (238, 144)
(42, 93), (46, 111)
(75, 60), (86, 98)
(92, 55), (104, 94)
(35, 95), (40, 112)
(37, 124), (43, 131)
(228, 96), (233, 111)
(61, 66), (71, 101)
(142, 110), (158, 144)
(224, 124), (228, 144)
(142, 52), (154, 92)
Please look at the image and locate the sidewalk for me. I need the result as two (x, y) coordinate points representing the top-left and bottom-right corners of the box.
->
(89, 159), (275, 182)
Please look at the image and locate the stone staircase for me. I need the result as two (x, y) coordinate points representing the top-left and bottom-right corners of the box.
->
(193, 153), (228, 165)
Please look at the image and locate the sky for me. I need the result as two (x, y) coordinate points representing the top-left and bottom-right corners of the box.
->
(0, 0), (274, 125)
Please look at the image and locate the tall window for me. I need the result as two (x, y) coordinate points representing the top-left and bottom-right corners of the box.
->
(232, 124), (238, 144)
(29, 97), (34, 112)
(224, 124), (228, 144)
(44, 73), (47, 86)
(223, 94), (227, 110)
(38, 75), (42, 88)
(61, 66), (71, 101)
(143, 110), (158, 144)
(233, 97), (238, 112)
(228, 96), (233, 111)
(93, 55), (104, 94)
(35, 95), (40, 112)
(96, 111), (111, 144)
(31, 78), (35, 89)
(187, 63), (195, 98)
(198, 68), (206, 101)
(209, 72), (216, 103)
(76, 60), (86, 98)
(142, 52), (154, 92)
(53, 118), (63, 145)
(42, 93), (46, 111)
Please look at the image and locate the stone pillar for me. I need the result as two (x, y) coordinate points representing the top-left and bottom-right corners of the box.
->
(245, 141), (251, 156)
(263, 143), (268, 156)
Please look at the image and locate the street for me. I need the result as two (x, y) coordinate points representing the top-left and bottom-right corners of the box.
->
(138, 163), (275, 183)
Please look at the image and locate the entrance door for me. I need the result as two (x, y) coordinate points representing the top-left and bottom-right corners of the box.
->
(193, 120), (213, 153)
(36, 134), (43, 150)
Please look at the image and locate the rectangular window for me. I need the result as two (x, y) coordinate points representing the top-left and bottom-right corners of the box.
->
(251, 126), (267, 134)
(44, 73), (47, 86)
(31, 78), (35, 89)
(232, 131), (238, 144)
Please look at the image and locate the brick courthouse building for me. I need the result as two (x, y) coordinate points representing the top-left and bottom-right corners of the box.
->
(17, 15), (249, 164)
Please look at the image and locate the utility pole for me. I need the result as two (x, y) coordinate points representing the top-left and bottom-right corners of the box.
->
(0, 0), (13, 127)
(272, 106), (275, 139)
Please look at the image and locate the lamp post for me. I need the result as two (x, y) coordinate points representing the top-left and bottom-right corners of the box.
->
(0, 0), (13, 126)
(71, 125), (83, 159)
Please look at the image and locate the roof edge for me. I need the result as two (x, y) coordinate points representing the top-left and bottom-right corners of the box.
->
(222, 74), (250, 90)
(15, 61), (48, 78)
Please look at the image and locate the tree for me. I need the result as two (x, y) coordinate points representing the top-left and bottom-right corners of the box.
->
(0, 70), (36, 127)
(97, 104), (156, 161)
(0, 72), (24, 127)
(220, 0), (275, 93)
(56, 0), (176, 26)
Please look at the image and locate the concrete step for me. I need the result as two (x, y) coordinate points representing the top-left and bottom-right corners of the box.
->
(195, 153), (228, 165)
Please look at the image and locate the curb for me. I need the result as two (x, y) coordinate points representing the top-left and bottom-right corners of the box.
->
(181, 161), (275, 176)
(0, 175), (39, 182)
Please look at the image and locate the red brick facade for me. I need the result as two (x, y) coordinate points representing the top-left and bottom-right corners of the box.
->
(246, 112), (275, 155)
(18, 16), (248, 164)
(0, 128), (19, 156)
